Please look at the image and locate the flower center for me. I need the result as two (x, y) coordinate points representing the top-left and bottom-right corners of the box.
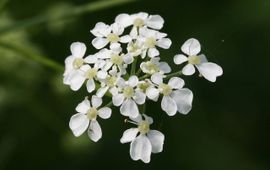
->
(72, 58), (84, 69)
(85, 68), (97, 79)
(111, 54), (123, 65)
(133, 18), (144, 27)
(107, 33), (120, 43)
(123, 86), (134, 98)
(159, 83), (172, 96)
(145, 37), (157, 48)
(138, 121), (150, 135)
(145, 62), (159, 74)
(106, 76), (117, 87)
(128, 42), (140, 53)
(87, 107), (98, 120)
(188, 55), (201, 65)
(138, 82), (150, 93)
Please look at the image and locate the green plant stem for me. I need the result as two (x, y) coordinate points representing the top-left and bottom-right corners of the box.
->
(0, 0), (138, 35)
(130, 56), (138, 75)
(0, 40), (64, 72)
(105, 101), (113, 107)
(139, 74), (150, 80)
(164, 71), (182, 79)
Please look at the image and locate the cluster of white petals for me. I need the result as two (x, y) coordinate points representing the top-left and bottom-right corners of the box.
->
(63, 12), (223, 163)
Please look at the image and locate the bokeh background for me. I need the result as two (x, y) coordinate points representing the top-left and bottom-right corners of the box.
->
(0, 0), (270, 169)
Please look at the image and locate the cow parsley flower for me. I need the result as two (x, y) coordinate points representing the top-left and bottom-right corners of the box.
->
(69, 96), (112, 142)
(120, 114), (164, 163)
(173, 38), (223, 82)
(63, 12), (223, 163)
(112, 76), (146, 118)
(146, 73), (193, 116)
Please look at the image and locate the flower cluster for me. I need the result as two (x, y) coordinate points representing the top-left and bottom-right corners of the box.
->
(63, 12), (223, 163)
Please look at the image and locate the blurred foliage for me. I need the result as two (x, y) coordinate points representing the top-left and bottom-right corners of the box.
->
(0, 0), (270, 170)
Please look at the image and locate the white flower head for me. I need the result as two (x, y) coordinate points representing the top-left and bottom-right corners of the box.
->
(138, 27), (172, 58)
(112, 76), (146, 118)
(120, 114), (164, 163)
(140, 57), (171, 75)
(115, 12), (164, 38)
(91, 22), (132, 50)
(69, 96), (112, 142)
(173, 38), (223, 82)
(146, 73), (193, 116)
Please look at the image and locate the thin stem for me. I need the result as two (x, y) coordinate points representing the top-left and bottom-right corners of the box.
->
(135, 68), (142, 76)
(164, 71), (182, 79)
(130, 56), (138, 75)
(0, 0), (138, 35)
(105, 101), (113, 108)
(139, 74), (150, 80)
(0, 40), (64, 72)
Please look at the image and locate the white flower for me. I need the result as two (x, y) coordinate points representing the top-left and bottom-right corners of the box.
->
(96, 67), (121, 98)
(91, 22), (131, 50)
(120, 114), (164, 163)
(173, 38), (223, 82)
(69, 96), (112, 142)
(100, 49), (133, 75)
(112, 76), (146, 118)
(140, 57), (171, 75)
(138, 27), (172, 58)
(127, 41), (144, 57)
(146, 73), (193, 116)
(115, 12), (164, 38)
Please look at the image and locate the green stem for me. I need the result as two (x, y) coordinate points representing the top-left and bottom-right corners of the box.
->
(139, 74), (150, 80)
(0, 40), (64, 72)
(164, 71), (182, 79)
(130, 56), (138, 75)
(0, 0), (138, 35)
(105, 101), (113, 108)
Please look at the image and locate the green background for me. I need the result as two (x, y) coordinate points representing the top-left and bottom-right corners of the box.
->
(0, 0), (269, 169)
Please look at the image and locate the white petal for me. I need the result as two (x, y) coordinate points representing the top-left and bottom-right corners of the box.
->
(133, 91), (146, 105)
(196, 62), (223, 82)
(128, 76), (139, 87)
(198, 54), (208, 63)
(90, 22), (111, 37)
(112, 93), (125, 106)
(75, 98), (90, 113)
(151, 73), (163, 85)
(120, 128), (139, 143)
(146, 15), (164, 29)
(146, 87), (159, 101)
(130, 135), (152, 163)
(86, 79), (95, 93)
(168, 77), (185, 89)
(120, 35), (132, 43)
(130, 114), (143, 123)
(109, 42), (121, 51)
(111, 23), (124, 35)
(157, 38), (172, 49)
(123, 54), (134, 64)
(148, 48), (159, 58)
(181, 38), (201, 56)
(92, 37), (109, 49)
(115, 13), (132, 27)
(182, 63), (195, 75)
(97, 70), (107, 79)
(142, 114), (153, 124)
(69, 113), (89, 137)
(130, 26), (138, 39)
(147, 130), (164, 153)
(70, 71), (85, 91)
(161, 96), (177, 116)
(70, 42), (86, 58)
(91, 95), (102, 108)
(171, 88), (193, 115)
(158, 62), (171, 73)
(88, 120), (102, 142)
(120, 99), (139, 118)
(98, 107), (112, 119)
(173, 54), (188, 65)
(96, 86), (109, 98)
(84, 55), (97, 64)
